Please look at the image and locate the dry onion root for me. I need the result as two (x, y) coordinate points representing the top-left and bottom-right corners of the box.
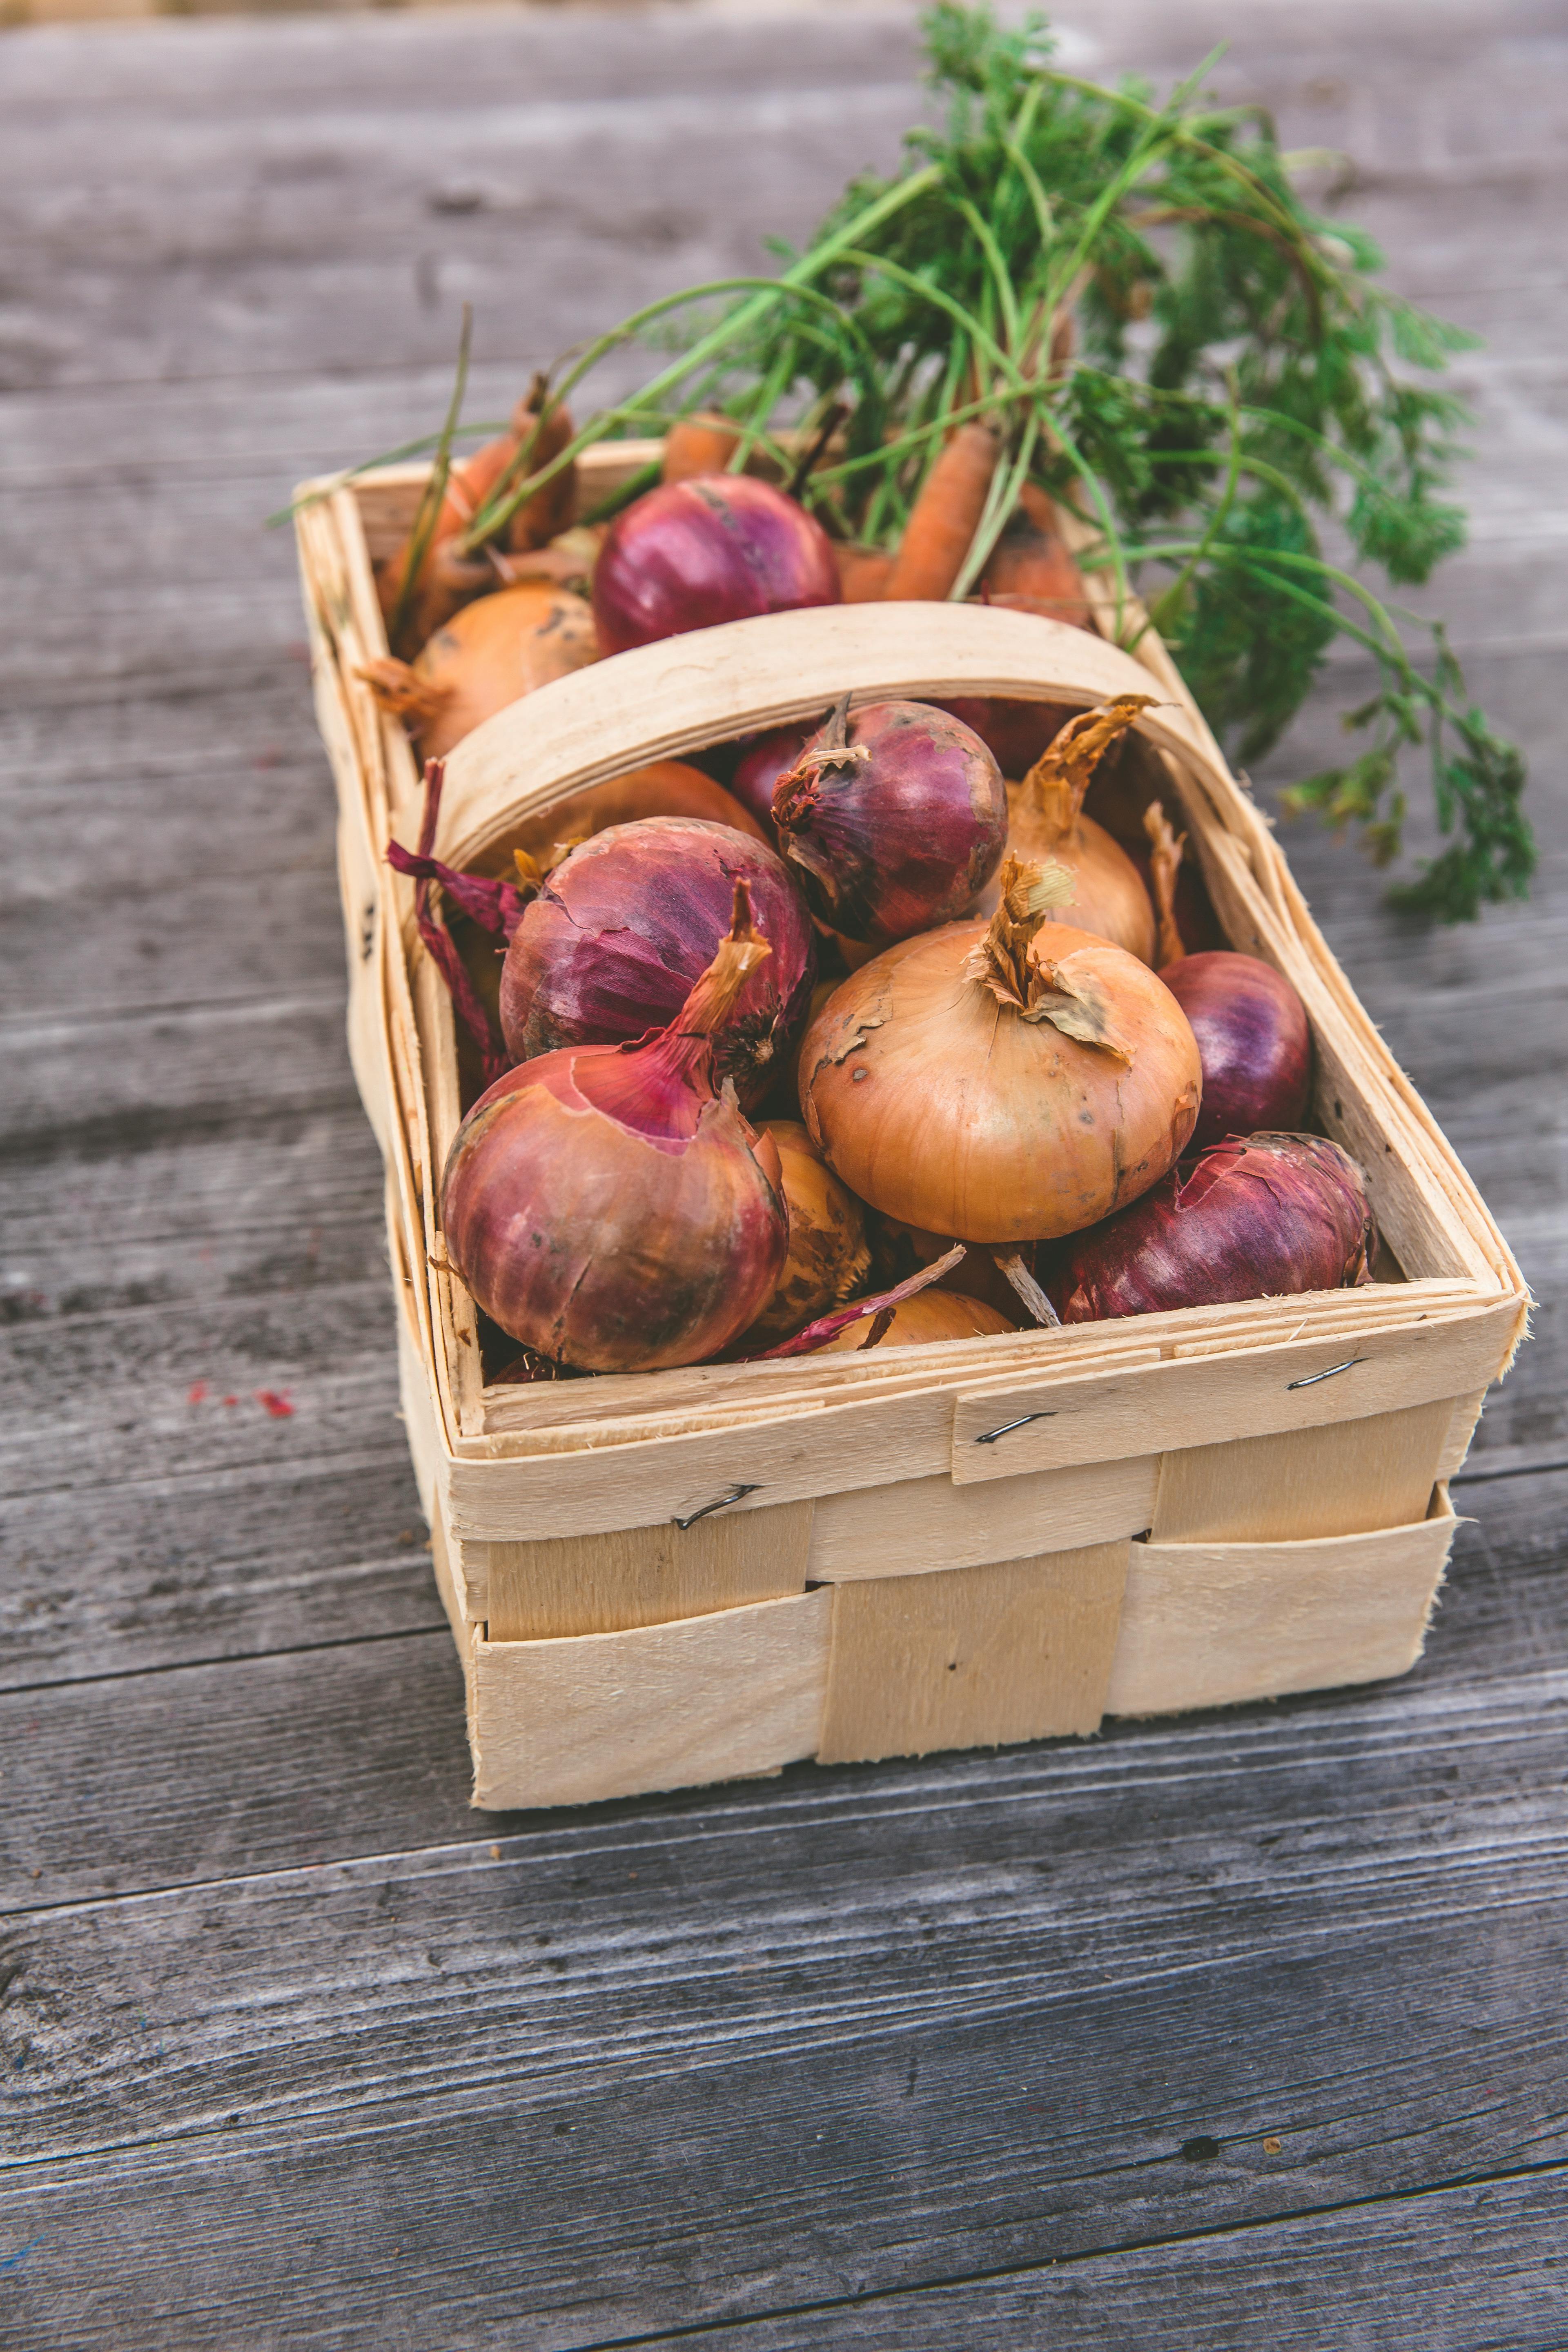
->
(441, 882), (788, 1372)
(800, 854), (1202, 1243)
(976, 695), (1159, 962)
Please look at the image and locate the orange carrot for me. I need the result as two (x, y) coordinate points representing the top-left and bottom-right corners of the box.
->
(981, 486), (1094, 626)
(377, 393), (575, 655)
(883, 418), (1002, 602)
(662, 413), (745, 482)
(834, 543), (896, 603)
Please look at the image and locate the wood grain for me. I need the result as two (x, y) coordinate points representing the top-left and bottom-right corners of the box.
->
(1, 2), (1564, 2343)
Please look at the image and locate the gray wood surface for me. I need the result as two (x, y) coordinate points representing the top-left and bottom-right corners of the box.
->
(1, 2), (1565, 2343)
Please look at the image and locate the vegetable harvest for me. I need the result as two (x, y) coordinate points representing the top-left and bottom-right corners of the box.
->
(317, 2), (1463, 1379)
(341, 2), (1526, 916)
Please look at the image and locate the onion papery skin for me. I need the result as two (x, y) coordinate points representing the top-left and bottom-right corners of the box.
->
(775, 700), (1007, 947)
(976, 793), (1156, 961)
(815, 1290), (1014, 1353)
(1051, 1132), (1375, 1323)
(443, 929), (788, 1372)
(499, 818), (815, 1109)
(734, 1119), (871, 1348)
(800, 919), (1202, 1243)
(730, 727), (809, 836)
(592, 475), (840, 657)
(405, 585), (598, 761)
(869, 1214), (1030, 1324)
(1159, 952), (1312, 1153)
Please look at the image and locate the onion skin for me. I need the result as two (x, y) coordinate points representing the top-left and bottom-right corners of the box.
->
(934, 697), (1077, 782)
(592, 474), (840, 656)
(730, 727), (808, 837)
(800, 902), (1202, 1243)
(1158, 952), (1313, 1153)
(734, 1119), (871, 1348)
(363, 584), (596, 762)
(1051, 1132), (1374, 1323)
(495, 763), (765, 874)
(977, 794), (1154, 961)
(774, 698), (1007, 947)
(443, 897), (787, 1371)
(499, 817), (815, 1109)
(815, 1290), (1014, 1353)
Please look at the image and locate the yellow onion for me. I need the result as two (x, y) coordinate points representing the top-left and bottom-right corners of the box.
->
(360, 583), (596, 762)
(976, 695), (1158, 962)
(735, 1120), (871, 1348)
(441, 884), (786, 1371)
(800, 856), (1202, 1243)
(815, 1290), (1014, 1353)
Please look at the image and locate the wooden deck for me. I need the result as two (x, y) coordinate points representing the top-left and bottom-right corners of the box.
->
(2, 1), (1565, 2341)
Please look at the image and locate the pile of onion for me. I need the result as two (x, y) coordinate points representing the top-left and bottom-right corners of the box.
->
(359, 584), (596, 762)
(800, 855), (1201, 1241)
(773, 695), (1007, 948)
(976, 696), (1158, 962)
(1050, 1132), (1374, 1321)
(500, 817), (815, 1108)
(443, 883), (787, 1371)
(592, 474), (840, 655)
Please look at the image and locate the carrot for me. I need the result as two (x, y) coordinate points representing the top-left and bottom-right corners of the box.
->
(980, 486), (1094, 626)
(834, 543), (895, 603)
(662, 413), (745, 482)
(883, 418), (1002, 602)
(377, 392), (576, 655)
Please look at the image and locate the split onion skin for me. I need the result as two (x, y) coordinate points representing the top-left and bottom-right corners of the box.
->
(500, 817), (816, 1109)
(733, 1119), (872, 1348)
(592, 474), (840, 656)
(1158, 952), (1313, 1153)
(443, 904), (788, 1372)
(365, 584), (597, 763)
(1050, 1132), (1374, 1323)
(814, 1289), (1014, 1352)
(774, 699), (1007, 948)
(800, 917), (1202, 1243)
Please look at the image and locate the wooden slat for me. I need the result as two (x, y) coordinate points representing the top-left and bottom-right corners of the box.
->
(1105, 1496), (1459, 1719)
(817, 1542), (1129, 1764)
(469, 1589), (832, 1810)
(809, 1457), (1158, 1580)
(481, 1499), (814, 1641)
(1147, 1399), (1457, 1544)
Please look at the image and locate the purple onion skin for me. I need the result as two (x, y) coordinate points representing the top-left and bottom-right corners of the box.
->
(730, 726), (809, 837)
(774, 700), (1007, 946)
(499, 817), (815, 1109)
(1051, 1132), (1375, 1323)
(592, 475), (840, 657)
(1159, 951), (1312, 1153)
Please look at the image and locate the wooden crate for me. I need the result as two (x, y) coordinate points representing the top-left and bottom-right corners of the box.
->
(295, 442), (1527, 1810)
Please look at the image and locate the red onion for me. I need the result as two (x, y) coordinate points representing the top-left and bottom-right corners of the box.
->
(443, 883), (788, 1371)
(1050, 1132), (1374, 1322)
(773, 695), (1007, 947)
(591, 474), (840, 657)
(1158, 952), (1312, 1153)
(933, 697), (1077, 781)
(499, 817), (815, 1109)
(730, 726), (809, 837)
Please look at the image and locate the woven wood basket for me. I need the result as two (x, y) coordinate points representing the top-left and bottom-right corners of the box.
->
(295, 443), (1527, 1810)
